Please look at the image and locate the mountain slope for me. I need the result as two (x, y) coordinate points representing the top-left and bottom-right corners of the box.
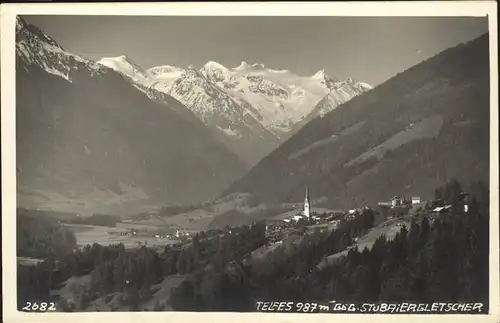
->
(223, 34), (490, 209)
(98, 57), (280, 166)
(153, 65), (281, 166)
(16, 16), (247, 214)
(98, 57), (371, 166)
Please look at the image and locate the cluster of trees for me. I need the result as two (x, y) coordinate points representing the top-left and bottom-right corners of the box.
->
(17, 209), (77, 259)
(173, 222), (267, 276)
(84, 223), (266, 310)
(169, 222), (268, 311)
(17, 243), (126, 308)
(158, 201), (218, 218)
(18, 261), (60, 305)
(169, 208), (376, 310)
(17, 222), (268, 311)
(18, 242), (170, 311)
(208, 206), (292, 229)
(82, 246), (165, 310)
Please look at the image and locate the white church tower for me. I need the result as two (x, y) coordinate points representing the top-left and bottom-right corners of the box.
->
(303, 185), (311, 218)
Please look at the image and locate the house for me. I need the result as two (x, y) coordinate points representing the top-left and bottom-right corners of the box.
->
(432, 205), (452, 215)
(391, 196), (403, 208)
(411, 197), (421, 205)
(329, 210), (345, 217)
(329, 220), (340, 229)
(345, 213), (357, 221)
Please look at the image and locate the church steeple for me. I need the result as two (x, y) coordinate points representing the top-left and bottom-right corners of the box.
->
(303, 185), (310, 218)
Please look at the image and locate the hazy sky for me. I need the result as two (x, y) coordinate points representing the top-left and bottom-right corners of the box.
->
(24, 15), (488, 86)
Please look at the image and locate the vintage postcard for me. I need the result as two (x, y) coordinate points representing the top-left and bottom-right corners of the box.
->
(1, 2), (499, 323)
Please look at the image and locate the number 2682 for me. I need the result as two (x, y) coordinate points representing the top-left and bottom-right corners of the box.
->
(21, 302), (56, 312)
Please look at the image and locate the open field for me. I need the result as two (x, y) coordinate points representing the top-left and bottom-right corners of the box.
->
(63, 224), (95, 233)
(155, 194), (266, 229)
(65, 224), (180, 249)
(118, 194), (311, 230)
(115, 222), (165, 232)
(267, 209), (302, 221)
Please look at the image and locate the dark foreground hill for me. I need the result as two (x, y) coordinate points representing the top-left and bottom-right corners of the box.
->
(224, 34), (490, 209)
(17, 180), (489, 311)
(16, 17), (247, 213)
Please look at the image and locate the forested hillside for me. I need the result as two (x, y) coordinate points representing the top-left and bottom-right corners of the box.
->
(17, 208), (77, 259)
(17, 180), (489, 312)
(169, 180), (489, 311)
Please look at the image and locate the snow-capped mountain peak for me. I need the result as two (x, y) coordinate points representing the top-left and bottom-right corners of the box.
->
(41, 47), (372, 164)
(200, 61), (232, 83)
(357, 81), (374, 90)
(147, 65), (185, 79)
(142, 59), (372, 137)
(250, 63), (265, 69)
(16, 16), (373, 169)
(97, 55), (149, 82)
(16, 16), (105, 83)
(16, 15), (27, 32)
(312, 69), (327, 79)
(203, 60), (227, 71)
(306, 77), (374, 119)
(234, 61), (249, 71)
(232, 61), (268, 71)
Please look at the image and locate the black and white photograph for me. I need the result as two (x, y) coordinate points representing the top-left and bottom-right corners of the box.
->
(1, 1), (499, 322)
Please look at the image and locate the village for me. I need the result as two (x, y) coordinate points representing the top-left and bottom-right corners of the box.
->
(104, 185), (473, 254)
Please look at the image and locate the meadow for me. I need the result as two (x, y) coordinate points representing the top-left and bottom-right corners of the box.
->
(64, 224), (180, 249)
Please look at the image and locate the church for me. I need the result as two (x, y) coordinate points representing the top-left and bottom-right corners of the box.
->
(303, 185), (311, 218)
(292, 185), (312, 222)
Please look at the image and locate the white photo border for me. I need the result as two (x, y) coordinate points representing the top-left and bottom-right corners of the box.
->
(1, 2), (498, 323)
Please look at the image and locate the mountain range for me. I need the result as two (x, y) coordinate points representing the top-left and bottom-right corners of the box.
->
(16, 16), (487, 217)
(97, 56), (372, 166)
(15, 15), (371, 214)
(15, 16), (247, 214)
(224, 33), (490, 210)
